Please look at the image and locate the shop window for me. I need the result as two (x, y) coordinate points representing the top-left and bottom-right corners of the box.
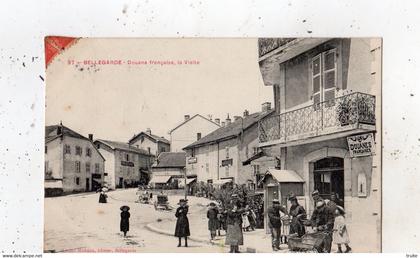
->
(358, 173), (367, 197)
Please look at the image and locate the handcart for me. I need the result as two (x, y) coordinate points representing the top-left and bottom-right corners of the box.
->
(287, 231), (330, 253)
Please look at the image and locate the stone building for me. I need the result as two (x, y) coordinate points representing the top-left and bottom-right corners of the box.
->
(44, 124), (105, 195)
(257, 38), (381, 251)
(94, 139), (155, 189)
(183, 107), (273, 187)
(128, 128), (170, 157)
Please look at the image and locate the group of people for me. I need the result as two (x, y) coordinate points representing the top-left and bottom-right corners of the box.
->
(266, 190), (352, 253)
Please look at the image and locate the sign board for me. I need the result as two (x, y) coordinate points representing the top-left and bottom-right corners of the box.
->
(221, 158), (233, 167)
(121, 160), (134, 167)
(187, 157), (197, 164)
(347, 133), (375, 157)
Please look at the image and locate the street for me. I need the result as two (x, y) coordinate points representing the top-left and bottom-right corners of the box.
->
(44, 189), (227, 253)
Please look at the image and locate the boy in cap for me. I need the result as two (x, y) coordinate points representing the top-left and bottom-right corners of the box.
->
(267, 199), (288, 251)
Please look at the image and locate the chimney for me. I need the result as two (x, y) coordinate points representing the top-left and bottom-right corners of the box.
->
(146, 128), (151, 135)
(214, 118), (220, 125)
(262, 102), (272, 112)
(243, 110), (249, 117)
(225, 114), (231, 126)
(221, 121), (226, 127)
(88, 134), (93, 141)
(184, 114), (190, 121)
(234, 116), (241, 122)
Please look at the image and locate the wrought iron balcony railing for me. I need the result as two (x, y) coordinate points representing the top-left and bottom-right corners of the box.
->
(258, 92), (376, 144)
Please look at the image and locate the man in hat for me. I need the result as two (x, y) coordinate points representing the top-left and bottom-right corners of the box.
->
(267, 199), (288, 251)
(307, 201), (335, 252)
(288, 195), (307, 237)
(311, 190), (324, 208)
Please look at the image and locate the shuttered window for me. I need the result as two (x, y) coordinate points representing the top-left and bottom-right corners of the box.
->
(311, 49), (337, 106)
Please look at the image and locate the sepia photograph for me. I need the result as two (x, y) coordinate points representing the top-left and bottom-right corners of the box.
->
(43, 37), (382, 253)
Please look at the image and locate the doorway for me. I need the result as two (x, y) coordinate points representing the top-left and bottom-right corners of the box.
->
(86, 178), (90, 191)
(313, 157), (344, 206)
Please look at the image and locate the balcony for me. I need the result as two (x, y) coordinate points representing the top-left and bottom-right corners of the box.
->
(258, 92), (376, 146)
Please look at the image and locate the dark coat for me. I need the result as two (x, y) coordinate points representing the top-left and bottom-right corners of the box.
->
(289, 204), (306, 237)
(120, 211), (130, 232)
(99, 193), (107, 203)
(310, 206), (334, 231)
(174, 206), (190, 237)
(267, 205), (287, 228)
(207, 208), (220, 231)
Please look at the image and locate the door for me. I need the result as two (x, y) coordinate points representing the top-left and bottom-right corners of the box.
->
(312, 49), (337, 108)
(313, 157), (345, 207)
(119, 177), (124, 188)
(86, 178), (90, 191)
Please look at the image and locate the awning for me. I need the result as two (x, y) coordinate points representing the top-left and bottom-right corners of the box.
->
(45, 180), (63, 189)
(259, 169), (304, 185)
(149, 175), (172, 184)
(179, 177), (197, 187)
(213, 178), (233, 185)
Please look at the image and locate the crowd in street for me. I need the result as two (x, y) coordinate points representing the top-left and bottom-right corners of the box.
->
(97, 182), (352, 253)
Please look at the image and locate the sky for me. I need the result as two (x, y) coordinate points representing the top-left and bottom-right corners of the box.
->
(46, 38), (273, 142)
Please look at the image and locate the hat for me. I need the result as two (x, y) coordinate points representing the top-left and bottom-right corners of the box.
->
(336, 205), (345, 214)
(316, 201), (325, 208)
(120, 205), (130, 211)
(272, 199), (280, 204)
(178, 199), (188, 204)
(209, 202), (216, 207)
(312, 190), (320, 196)
(288, 195), (297, 201)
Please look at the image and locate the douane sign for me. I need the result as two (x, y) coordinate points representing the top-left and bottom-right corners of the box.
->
(347, 133), (375, 157)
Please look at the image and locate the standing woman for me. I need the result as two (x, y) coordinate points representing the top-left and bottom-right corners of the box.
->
(120, 205), (130, 237)
(288, 195), (307, 237)
(207, 202), (219, 240)
(174, 199), (190, 247)
(225, 194), (244, 253)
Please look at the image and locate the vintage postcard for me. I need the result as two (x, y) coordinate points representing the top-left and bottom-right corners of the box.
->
(44, 37), (382, 253)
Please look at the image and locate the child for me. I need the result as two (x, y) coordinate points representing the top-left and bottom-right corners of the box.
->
(207, 202), (219, 240)
(333, 206), (352, 253)
(120, 206), (130, 237)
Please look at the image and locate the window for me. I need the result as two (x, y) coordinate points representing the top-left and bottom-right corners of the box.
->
(197, 133), (202, 140)
(95, 163), (100, 173)
(253, 147), (259, 155)
(126, 154), (129, 161)
(75, 177), (80, 185)
(206, 163), (209, 173)
(253, 165), (260, 175)
(86, 148), (91, 157)
(147, 147), (151, 154)
(160, 147), (165, 153)
(64, 144), (71, 154)
(312, 49), (337, 107)
(85, 162), (91, 173)
(225, 166), (229, 177)
(75, 146), (82, 156)
(225, 147), (229, 158)
(75, 161), (81, 173)
(45, 146), (48, 154)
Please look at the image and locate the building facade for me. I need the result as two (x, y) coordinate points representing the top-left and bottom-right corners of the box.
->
(257, 38), (381, 251)
(45, 124), (105, 195)
(128, 128), (170, 157)
(150, 152), (187, 189)
(169, 114), (221, 152)
(94, 139), (155, 189)
(183, 108), (273, 187)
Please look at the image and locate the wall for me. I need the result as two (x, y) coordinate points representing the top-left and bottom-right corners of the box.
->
(131, 135), (158, 156)
(62, 136), (105, 193)
(237, 123), (261, 185)
(97, 144), (115, 189)
(45, 137), (63, 180)
(151, 167), (183, 176)
(170, 115), (220, 152)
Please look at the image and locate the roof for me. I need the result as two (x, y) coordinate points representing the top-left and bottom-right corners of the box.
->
(95, 139), (154, 156)
(149, 175), (172, 184)
(153, 152), (186, 168)
(169, 114), (220, 134)
(129, 131), (170, 145)
(262, 169), (304, 183)
(45, 124), (105, 161)
(45, 124), (88, 143)
(183, 110), (274, 149)
(212, 178), (233, 185)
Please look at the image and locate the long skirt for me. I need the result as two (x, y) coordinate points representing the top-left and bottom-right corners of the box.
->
(225, 222), (243, 246)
